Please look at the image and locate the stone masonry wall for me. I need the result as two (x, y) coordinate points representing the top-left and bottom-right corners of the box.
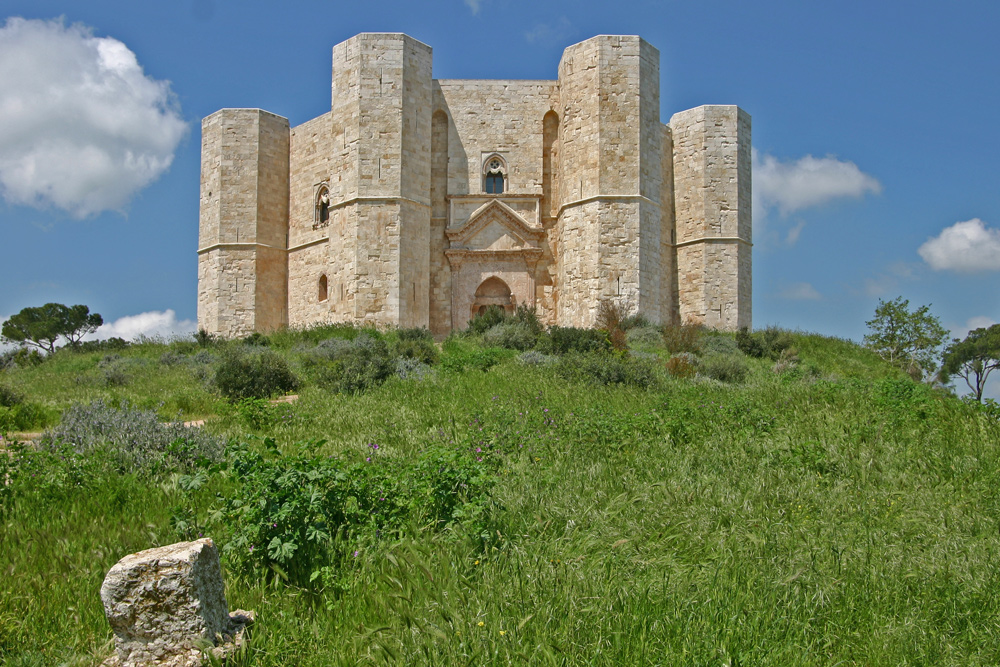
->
(555, 36), (663, 327)
(198, 109), (289, 337)
(670, 105), (751, 329)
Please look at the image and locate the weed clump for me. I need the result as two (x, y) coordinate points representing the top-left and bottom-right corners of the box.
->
(39, 400), (224, 472)
(736, 326), (794, 360)
(391, 327), (439, 365)
(537, 326), (610, 355)
(312, 334), (395, 394)
(556, 352), (659, 388)
(700, 354), (750, 383)
(214, 347), (299, 400)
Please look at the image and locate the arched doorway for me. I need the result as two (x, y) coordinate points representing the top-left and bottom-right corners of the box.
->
(472, 277), (514, 319)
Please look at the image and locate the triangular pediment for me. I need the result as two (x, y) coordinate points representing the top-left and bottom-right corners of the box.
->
(447, 200), (545, 250)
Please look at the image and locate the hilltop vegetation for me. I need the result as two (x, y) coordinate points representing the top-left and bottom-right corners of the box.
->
(2, 314), (999, 666)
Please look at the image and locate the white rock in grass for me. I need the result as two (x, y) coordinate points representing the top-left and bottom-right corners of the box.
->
(100, 538), (253, 666)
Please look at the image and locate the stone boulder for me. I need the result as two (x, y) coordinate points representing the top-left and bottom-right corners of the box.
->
(100, 538), (253, 667)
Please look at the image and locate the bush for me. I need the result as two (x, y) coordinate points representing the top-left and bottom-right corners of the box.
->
(662, 323), (703, 354)
(214, 347), (299, 400)
(314, 334), (395, 394)
(556, 352), (659, 388)
(0, 384), (23, 408)
(0, 347), (44, 370)
(626, 325), (664, 348)
(517, 350), (556, 367)
(391, 328), (439, 365)
(395, 357), (435, 381)
(67, 337), (129, 354)
(537, 326), (611, 355)
(241, 332), (271, 347)
(665, 353), (698, 379)
(221, 439), (495, 589)
(700, 354), (750, 383)
(736, 326), (794, 360)
(39, 400), (224, 473)
(482, 322), (538, 351)
(466, 306), (507, 336)
(0, 402), (54, 433)
(700, 334), (741, 357)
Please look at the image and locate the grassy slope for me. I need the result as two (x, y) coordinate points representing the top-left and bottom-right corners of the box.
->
(2, 332), (1000, 666)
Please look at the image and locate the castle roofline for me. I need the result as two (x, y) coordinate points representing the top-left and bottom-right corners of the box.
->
(343, 32), (432, 50)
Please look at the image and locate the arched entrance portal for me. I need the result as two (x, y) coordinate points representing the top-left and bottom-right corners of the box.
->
(472, 277), (514, 319)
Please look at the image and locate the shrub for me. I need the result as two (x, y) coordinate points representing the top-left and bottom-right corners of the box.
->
(241, 332), (271, 347)
(537, 326), (611, 355)
(392, 328), (439, 365)
(214, 347), (299, 400)
(395, 357), (435, 381)
(510, 305), (544, 336)
(625, 325), (664, 348)
(736, 326), (794, 360)
(482, 322), (538, 351)
(700, 354), (750, 383)
(159, 351), (187, 366)
(517, 350), (556, 367)
(194, 328), (217, 347)
(665, 352), (698, 379)
(313, 334), (395, 394)
(662, 323), (703, 354)
(621, 312), (652, 330)
(556, 352), (658, 388)
(0, 384), (23, 408)
(466, 306), (508, 336)
(221, 439), (495, 589)
(596, 299), (630, 351)
(700, 334), (741, 357)
(39, 400), (225, 473)
(0, 402), (54, 433)
(0, 347), (44, 370)
(68, 337), (130, 354)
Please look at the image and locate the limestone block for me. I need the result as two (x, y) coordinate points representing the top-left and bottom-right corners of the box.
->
(100, 538), (253, 667)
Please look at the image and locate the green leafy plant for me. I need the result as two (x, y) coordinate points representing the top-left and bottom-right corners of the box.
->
(864, 297), (947, 381)
(941, 324), (1000, 402)
(214, 346), (299, 400)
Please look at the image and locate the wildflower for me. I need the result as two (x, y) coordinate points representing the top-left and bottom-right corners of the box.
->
(478, 621), (484, 627)
(499, 630), (506, 636)
(474, 560), (480, 565)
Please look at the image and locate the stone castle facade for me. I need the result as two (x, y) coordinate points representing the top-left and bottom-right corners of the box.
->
(198, 33), (751, 337)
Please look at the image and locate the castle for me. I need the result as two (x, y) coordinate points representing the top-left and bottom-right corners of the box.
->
(197, 33), (751, 338)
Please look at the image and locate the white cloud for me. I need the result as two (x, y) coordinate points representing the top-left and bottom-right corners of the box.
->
(524, 17), (574, 44)
(918, 219), (1000, 273)
(92, 310), (196, 341)
(464, 0), (482, 14)
(779, 282), (821, 300)
(785, 220), (806, 246)
(0, 17), (187, 218)
(753, 149), (881, 218)
(951, 315), (997, 341)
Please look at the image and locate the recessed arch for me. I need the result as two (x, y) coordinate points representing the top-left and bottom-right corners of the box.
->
(318, 274), (328, 302)
(472, 276), (514, 317)
(482, 153), (507, 195)
(314, 184), (330, 228)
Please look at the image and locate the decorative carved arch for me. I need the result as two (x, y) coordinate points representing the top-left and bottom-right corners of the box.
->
(314, 183), (330, 228)
(482, 153), (507, 194)
(472, 276), (514, 318)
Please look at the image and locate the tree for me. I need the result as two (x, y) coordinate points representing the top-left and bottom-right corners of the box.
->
(863, 297), (948, 381)
(1, 303), (103, 353)
(941, 324), (1000, 402)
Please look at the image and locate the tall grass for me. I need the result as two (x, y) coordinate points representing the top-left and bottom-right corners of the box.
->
(2, 328), (999, 665)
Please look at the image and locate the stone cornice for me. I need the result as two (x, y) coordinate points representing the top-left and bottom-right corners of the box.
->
(556, 194), (660, 216)
(197, 242), (288, 255)
(447, 199), (545, 245)
(672, 236), (752, 248)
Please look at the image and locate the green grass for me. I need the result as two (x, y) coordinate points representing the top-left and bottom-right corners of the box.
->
(2, 328), (999, 665)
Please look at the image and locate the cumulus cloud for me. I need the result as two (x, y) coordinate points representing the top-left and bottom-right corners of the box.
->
(92, 310), (196, 341)
(0, 17), (187, 218)
(918, 219), (1000, 273)
(753, 150), (881, 218)
(951, 315), (998, 341)
(779, 282), (821, 300)
(464, 0), (482, 14)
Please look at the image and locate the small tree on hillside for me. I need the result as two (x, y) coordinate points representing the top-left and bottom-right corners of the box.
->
(941, 324), (1000, 402)
(1, 303), (103, 353)
(863, 297), (947, 381)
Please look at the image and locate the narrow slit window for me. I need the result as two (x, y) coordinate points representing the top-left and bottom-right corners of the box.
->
(318, 274), (328, 302)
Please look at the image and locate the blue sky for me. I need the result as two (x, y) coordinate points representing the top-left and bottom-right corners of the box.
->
(1, 1), (998, 393)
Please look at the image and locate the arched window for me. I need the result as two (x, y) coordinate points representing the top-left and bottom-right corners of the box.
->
(318, 274), (328, 302)
(483, 155), (506, 195)
(315, 185), (330, 228)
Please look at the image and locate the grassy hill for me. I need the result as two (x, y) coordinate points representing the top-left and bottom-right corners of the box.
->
(1, 320), (999, 666)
